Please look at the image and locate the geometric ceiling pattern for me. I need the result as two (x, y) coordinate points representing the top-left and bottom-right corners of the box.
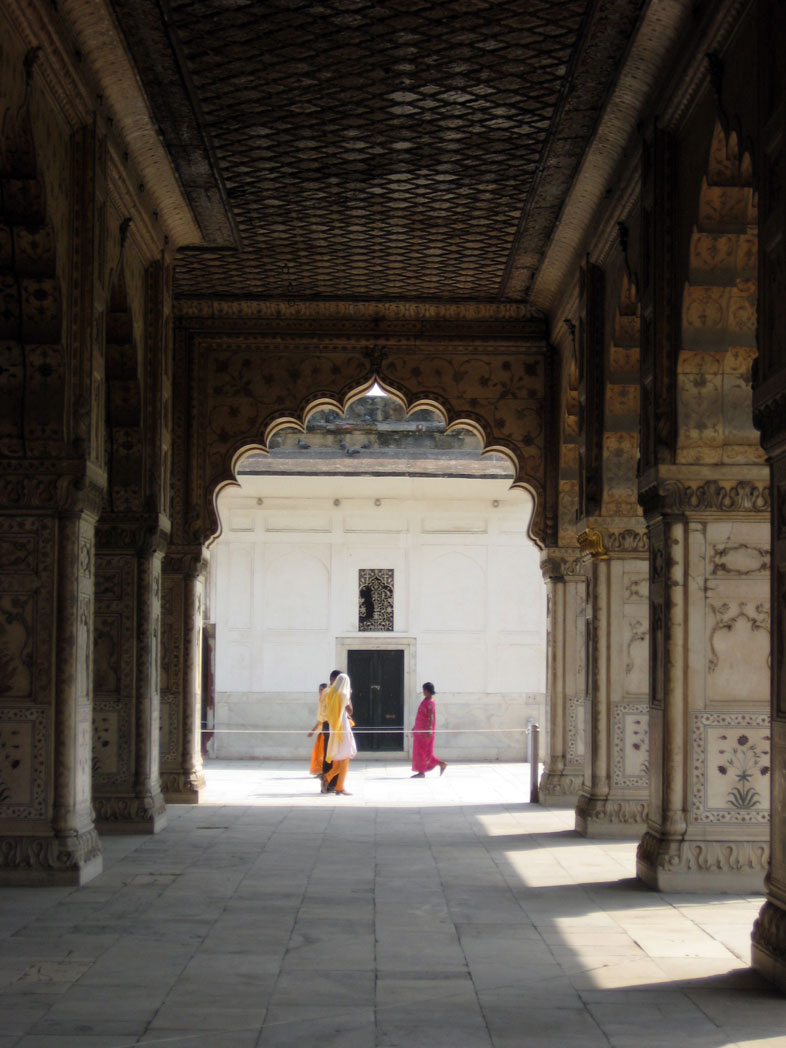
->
(112, 0), (645, 301)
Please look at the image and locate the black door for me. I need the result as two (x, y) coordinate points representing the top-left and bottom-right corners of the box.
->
(347, 650), (404, 752)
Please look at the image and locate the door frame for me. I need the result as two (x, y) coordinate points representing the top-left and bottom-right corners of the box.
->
(335, 635), (417, 758)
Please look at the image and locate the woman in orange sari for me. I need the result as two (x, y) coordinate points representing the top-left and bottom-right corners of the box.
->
(323, 673), (357, 795)
(307, 682), (329, 784)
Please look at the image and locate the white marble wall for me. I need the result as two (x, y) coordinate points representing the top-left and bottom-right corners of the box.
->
(208, 476), (547, 761)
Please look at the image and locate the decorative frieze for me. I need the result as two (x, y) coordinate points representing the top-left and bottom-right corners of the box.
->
(640, 475), (770, 517)
(0, 826), (101, 883)
(93, 793), (166, 827)
(638, 831), (769, 876)
(576, 795), (648, 825)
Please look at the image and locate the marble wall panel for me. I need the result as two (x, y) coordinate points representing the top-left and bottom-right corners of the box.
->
(727, 285), (757, 345)
(92, 707), (121, 778)
(602, 432), (639, 515)
(0, 517), (55, 704)
(227, 641), (252, 692)
(605, 384), (640, 420)
(677, 353), (723, 461)
(0, 593), (34, 699)
(689, 231), (738, 285)
(229, 511), (254, 531)
(261, 641), (329, 692)
(705, 598), (770, 702)
(682, 288), (730, 350)
(227, 544), (253, 630)
(93, 609), (121, 696)
(611, 323), (640, 355)
(420, 552), (486, 632)
(692, 712), (770, 823)
(75, 706), (92, 807)
(0, 708), (46, 816)
(613, 701), (650, 787)
(623, 613), (649, 694)
(566, 692), (585, 764)
(698, 184), (750, 232)
(262, 550), (329, 631)
(158, 694), (179, 766)
(706, 521), (770, 578)
(418, 640), (486, 693)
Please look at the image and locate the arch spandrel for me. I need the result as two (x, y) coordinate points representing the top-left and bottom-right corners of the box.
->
(188, 316), (548, 548)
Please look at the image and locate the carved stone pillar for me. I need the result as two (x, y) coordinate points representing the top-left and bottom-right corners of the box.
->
(751, 442), (786, 984)
(93, 518), (168, 832)
(637, 468), (770, 891)
(160, 548), (207, 802)
(0, 469), (104, 884)
(574, 524), (650, 837)
(539, 548), (586, 805)
(751, 0), (786, 987)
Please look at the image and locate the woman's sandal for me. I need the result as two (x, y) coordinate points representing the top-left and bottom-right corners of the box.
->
(439, 762), (448, 776)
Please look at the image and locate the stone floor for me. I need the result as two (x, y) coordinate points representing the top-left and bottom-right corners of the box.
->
(1, 760), (785, 1047)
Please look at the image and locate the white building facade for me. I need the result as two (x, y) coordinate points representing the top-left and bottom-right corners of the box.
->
(208, 474), (547, 762)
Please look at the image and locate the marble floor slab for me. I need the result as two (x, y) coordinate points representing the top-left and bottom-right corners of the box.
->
(1, 760), (784, 1047)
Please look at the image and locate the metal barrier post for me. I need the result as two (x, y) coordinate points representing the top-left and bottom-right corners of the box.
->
(529, 723), (540, 803)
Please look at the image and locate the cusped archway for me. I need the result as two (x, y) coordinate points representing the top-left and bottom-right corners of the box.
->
(171, 302), (550, 549)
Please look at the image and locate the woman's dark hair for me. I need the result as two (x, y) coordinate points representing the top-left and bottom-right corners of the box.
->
(422, 682), (435, 695)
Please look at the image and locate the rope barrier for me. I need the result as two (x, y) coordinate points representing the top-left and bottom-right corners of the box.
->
(201, 727), (535, 734)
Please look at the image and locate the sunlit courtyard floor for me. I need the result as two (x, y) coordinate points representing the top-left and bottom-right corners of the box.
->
(1, 760), (785, 1047)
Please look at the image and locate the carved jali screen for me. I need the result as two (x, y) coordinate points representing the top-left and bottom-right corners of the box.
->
(359, 569), (394, 632)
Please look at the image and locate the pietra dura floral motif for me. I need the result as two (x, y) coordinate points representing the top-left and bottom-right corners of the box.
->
(693, 713), (771, 823)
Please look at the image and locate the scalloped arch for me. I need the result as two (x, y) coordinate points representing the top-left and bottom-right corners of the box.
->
(209, 373), (542, 547)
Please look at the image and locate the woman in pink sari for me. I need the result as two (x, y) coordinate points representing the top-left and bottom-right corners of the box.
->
(411, 682), (447, 778)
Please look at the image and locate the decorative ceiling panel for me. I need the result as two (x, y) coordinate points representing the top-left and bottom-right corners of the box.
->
(111, 0), (645, 300)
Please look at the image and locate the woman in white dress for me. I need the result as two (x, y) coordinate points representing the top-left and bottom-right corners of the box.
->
(322, 673), (357, 796)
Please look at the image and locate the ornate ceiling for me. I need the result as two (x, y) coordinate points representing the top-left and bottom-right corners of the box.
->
(111, 0), (645, 302)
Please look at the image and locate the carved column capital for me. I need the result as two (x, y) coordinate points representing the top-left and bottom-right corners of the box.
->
(540, 547), (583, 580)
(163, 545), (210, 579)
(96, 513), (171, 555)
(639, 465), (770, 520)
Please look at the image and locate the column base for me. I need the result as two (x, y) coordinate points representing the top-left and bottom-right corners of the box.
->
(637, 830), (768, 892)
(161, 770), (205, 803)
(539, 767), (584, 807)
(752, 901), (786, 990)
(0, 827), (103, 886)
(575, 790), (647, 838)
(94, 791), (168, 834)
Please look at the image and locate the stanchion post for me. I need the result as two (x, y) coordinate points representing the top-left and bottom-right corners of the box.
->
(529, 723), (540, 803)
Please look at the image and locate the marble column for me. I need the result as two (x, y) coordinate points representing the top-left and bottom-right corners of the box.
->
(751, 0), (786, 988)
(0, 469), (104, 884)
(160, 548), (207, 802)
(574, 523), (650, 837)
(751, 441), (786, 986)
(539, 548), (587, 805)
(637, 467), (770, 891)
(93, 518), (168, 832)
